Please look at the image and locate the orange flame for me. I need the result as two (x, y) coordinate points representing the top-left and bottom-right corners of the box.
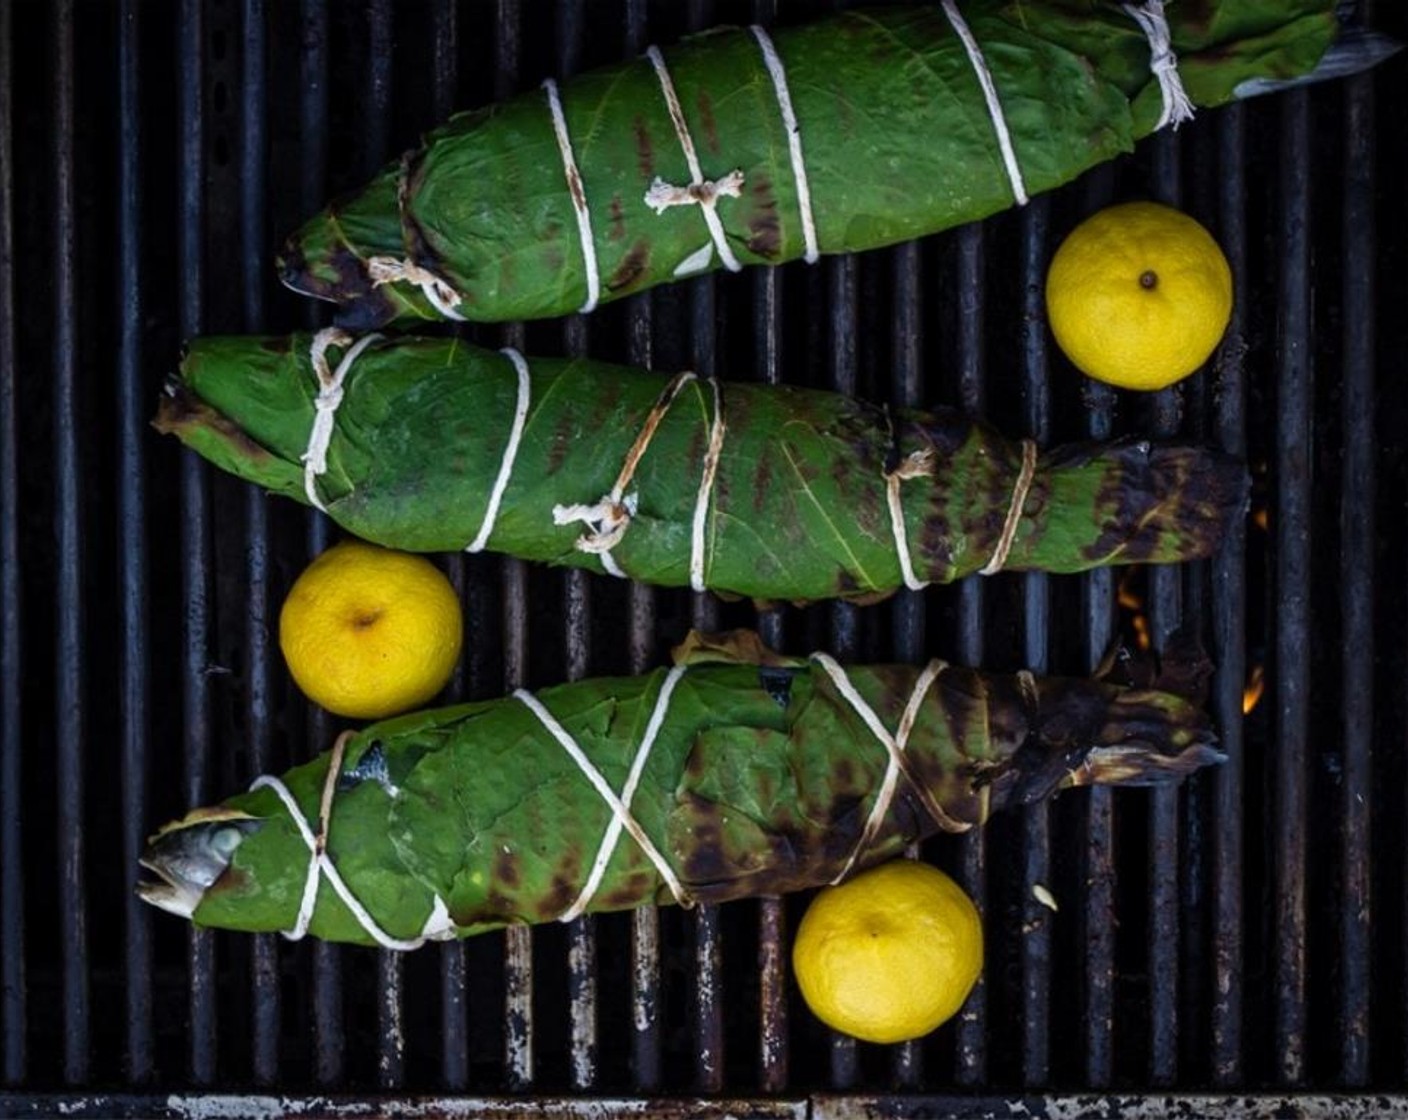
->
(1131, 613), (1152, 652)
(1243, 665), (1265, 715)
(1253, 508), (1269, 532)
(1117, 572), (1151, 650)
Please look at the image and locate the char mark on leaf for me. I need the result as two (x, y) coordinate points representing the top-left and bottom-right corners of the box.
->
(633, 115), (654, 180)
(608, 240), (651, 292)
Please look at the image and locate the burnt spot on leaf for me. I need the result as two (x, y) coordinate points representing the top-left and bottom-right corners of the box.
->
(329, 246), (375, 299)
(826, 795), (865, 846)
(541, 875), (576, 922)
(608, 240), (650, 292)
(751, 453), (773, 514)
(835, 569), (862, 597)
(696, 90), (720, 155)
(1079, 442), (1244, 566)
(633, 114), (654, 180)
(608, 194), (626, 241)
(746, 174), (781, 258)
(152, 385), (275, 464)
(494, 846), (521, 890)
(546, 409), (577, 475)
(917, 473), (955, 581)
(832, 757), (857, 791)
(275, 239), (312, 293)
(599, 871), (655, 911)
(679, 795), (730, 885)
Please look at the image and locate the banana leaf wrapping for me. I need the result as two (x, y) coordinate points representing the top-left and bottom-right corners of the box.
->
(277, 1), (1344, 327)
(155, 331), (1246, 603)
(138, 631), (1222, 948)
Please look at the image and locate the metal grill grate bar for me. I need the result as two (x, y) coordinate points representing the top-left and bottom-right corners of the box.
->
(118, 0), (154, 1086)
(1338, 68), (1376, 1089)
(1147, 130), (1185, 1089)
(690, 352), (725, 1096)
(890, 236), (924, 1089)
(378, 955), (405, 1088)
(1019, 197), (1053, 1089)
(752, 74), (789, 1079)
(177, 0), (219, 1086)
(1209, 101), (1247, 1089)
(0, 0), (23, 1089)
(356, 0), (406, 1089)
(429, 0), (468, 1093)
(238, 0), (281, 1089)
(52, 0), (90, 1086)
(622, 10), (660, 1086)
(826, 251), (859, 1092)
(625, 304), (663, 1094)
(292, 0), (346, 1088)
(953, 219), (987, 1089)
(1080, 158), (1119, 1093)
(1274, 88), (1312, 1087)
(557, 2), (600, 1095)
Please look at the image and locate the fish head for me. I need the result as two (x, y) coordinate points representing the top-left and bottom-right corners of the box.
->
(1071, 687), (1226, 789)
(137, 809), (262, 920)
(974, 674), (1224, 813)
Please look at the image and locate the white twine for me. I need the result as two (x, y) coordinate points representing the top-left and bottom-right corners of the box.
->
(749, 25), (819, 264)
(466, 347), (533, 554)
(980, 438), (1038, 576)
(302, 328), (382, 512)
(552, 370), (698, 579)
(1122, 0), (1196, 131)
(514, 686), (692, 911)
(689, 378), (726, 593)
(366, 256), (467, 321)
(250, 766), (454, 952)
(543, 78), (603, 314)
(811, 653), (968, 884)
(940, 0), (1028, 207)
(885, 448), (936, 592)
(644, 45), (744, 273)
(557, 665), (689, 922)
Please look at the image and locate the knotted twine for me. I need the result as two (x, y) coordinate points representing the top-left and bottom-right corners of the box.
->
(302, 328), (382, 512)
(1123, 0), (1196, 130)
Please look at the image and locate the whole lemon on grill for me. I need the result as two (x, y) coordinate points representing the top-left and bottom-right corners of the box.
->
(1045, 201), (1233, 391)
(792, 860), (983, 1044)
(279, 540), (462, 720)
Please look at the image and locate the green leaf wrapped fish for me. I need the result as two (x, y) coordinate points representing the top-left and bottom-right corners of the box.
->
(155, 330), (1246, 604)
(274, 1), (1382, 327)
(137, 630), (1222, 949)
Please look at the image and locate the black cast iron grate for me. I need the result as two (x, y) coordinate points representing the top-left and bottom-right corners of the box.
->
(2, 0), (1407, 1113)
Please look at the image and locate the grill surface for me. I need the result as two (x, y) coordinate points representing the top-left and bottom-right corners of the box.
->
(2, 0), (1408, 1112)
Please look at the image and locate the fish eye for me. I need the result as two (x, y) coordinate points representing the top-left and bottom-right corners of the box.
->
(210, 825), (246, 859)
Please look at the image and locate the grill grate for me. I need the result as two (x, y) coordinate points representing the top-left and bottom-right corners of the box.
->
(2, 0), (1407, 1110)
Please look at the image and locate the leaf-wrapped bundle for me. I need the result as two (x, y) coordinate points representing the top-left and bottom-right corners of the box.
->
(155, 332), (1246, 603)
(138, 631), (1222, 949)
(277, 2), (1343, 327)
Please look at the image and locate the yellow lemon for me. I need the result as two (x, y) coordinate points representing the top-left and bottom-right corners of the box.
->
(279, 540), (462, 720)
(792, 860), (982, 1044)
(1045, 201), (1233, 391)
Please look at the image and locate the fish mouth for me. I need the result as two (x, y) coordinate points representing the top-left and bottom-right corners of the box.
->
(136, 812), (261, 921)
(136, 857), (205, 920)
